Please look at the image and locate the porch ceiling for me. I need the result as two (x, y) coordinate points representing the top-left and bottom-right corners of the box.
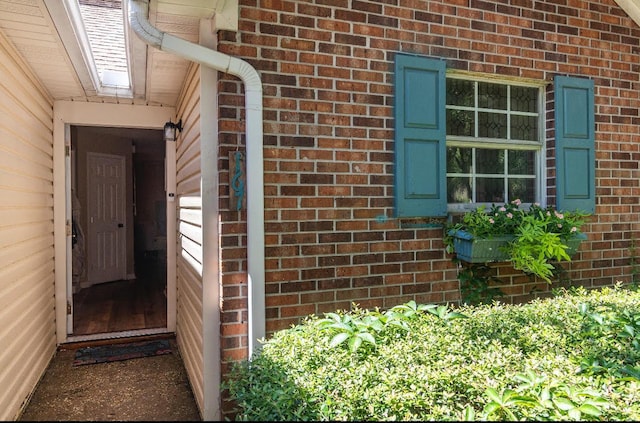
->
(0, 0), (237, 107)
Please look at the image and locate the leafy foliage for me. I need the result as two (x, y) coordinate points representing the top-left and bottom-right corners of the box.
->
(314, 301), (467, 353)
(506, 213), (572, 282)
(457, 261), (505, 305)
(224, 284), (640, 421)
(445, 200), (590, 282)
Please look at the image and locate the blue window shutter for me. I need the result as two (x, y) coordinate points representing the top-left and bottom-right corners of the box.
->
(554, 76), (595, 214)
(394, 53), (447, 217)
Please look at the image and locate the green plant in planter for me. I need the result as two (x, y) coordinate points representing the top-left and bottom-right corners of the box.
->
(508, 213), (571, 282)
(445, 200), (590, 283)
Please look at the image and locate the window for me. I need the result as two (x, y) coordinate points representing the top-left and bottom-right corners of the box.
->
(393, 53), (595, 219)
(445, 78), (543, 211)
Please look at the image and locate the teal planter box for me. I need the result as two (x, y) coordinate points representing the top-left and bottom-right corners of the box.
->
(448, 230), (514, 263)
(449, 230), (587, 264)
(565, 231), (588, 256)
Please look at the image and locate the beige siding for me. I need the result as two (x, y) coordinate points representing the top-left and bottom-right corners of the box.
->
(0, 32), (55, 420)
(175, 63), (205, 414)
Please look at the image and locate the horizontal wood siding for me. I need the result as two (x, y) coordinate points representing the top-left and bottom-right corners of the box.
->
(175, 63), (205, 414)
(0, 32), (55, 420)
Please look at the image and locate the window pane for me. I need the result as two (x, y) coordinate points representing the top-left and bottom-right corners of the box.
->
(510, 114), (538, 141)
(445, 78), (540, 209)
(476, 149), (504, 174)
(511, 86), (538, 113)
(447, 176), (472, 203)
(447, 147), (472, 173)
(478, 82), (507, 109)
(447, 79), (474, 106)
(508, 178), (535, 203)
(447, 109), (474, 136)
(476, 177), (504, 203)
(508, 150), (535, 174)
(478, 112), (507, 138)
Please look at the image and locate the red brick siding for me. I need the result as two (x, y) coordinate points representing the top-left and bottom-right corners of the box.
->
(217, 0), (640, 411)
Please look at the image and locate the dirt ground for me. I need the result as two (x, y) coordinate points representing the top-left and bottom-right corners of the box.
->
(18, 336), (201, 421)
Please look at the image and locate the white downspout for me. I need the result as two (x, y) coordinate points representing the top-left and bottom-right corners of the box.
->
(128, 0), (265, 356)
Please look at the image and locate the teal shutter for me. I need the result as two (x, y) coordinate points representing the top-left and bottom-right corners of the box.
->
(554, 76), (595, 214)
(394, 53), (447, 217)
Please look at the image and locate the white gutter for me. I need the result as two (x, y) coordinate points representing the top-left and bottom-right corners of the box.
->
(128, 0), (265, 356)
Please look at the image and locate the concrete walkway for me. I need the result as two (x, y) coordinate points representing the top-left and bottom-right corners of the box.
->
(18, 336), (201, 421)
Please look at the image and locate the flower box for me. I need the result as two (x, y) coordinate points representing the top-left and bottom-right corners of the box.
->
(448, 229), (514, 263)
(445, 201), (591, 282)
(449, 229), (587, 264)
(565, 231), (588, 256)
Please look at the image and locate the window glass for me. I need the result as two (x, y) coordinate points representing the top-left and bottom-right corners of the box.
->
(447, 147), (472, 173)
(510, 86), (538, 113)
(445, 77), (541, 207)
(476, 149), (504, 174)
(447, 79), (474, 106)
(447, 147), (472, 203)
(508, 150), (535, 174)
(447, 176), (472, 203)
(509, 178), (535, 203)
(475, 178), (505, 203)
(510, 114), (538, 141)
(478, 112), (507, 139)
(446, 109), (474, 137)
(478, 82), (507, 110)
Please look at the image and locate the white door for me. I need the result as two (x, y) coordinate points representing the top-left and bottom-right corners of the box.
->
(87, 152), (126, 284)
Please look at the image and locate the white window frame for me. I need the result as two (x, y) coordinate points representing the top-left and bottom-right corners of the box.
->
(445, 72), (547, 213)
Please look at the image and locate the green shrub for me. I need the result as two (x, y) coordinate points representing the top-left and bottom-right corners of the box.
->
(224, 284), (640, 421)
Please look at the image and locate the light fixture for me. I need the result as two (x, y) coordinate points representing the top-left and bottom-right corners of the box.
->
(163, 118), (183, 142)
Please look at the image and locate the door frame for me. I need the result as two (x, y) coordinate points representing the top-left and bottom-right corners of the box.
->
(53, 101), (177, 344)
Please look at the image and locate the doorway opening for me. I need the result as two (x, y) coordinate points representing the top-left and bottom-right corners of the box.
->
(70, 125), (167, 337)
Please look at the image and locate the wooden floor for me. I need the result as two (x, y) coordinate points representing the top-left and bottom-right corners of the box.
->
(73, 260), (167, 335)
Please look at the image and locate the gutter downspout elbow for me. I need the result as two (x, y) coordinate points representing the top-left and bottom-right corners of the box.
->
(129, 0), (265, 357)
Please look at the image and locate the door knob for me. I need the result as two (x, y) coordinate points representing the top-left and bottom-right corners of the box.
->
(118, 223), (124, 228)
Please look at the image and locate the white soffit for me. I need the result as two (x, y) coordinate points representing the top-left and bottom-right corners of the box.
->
(0, 0), (89, 98)
(156, 0), (238, 31)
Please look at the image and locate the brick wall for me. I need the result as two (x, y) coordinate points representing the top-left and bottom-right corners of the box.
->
(216, 0), (640, 398)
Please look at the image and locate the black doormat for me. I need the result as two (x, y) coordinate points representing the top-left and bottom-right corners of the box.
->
(73, 339), (172, 366)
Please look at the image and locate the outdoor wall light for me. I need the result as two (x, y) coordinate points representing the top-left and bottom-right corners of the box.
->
(163, 118), (183, 142)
